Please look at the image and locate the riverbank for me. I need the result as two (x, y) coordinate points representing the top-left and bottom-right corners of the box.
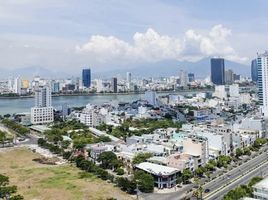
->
(0, 88), (213, 99)
(0, 89), (214, 115)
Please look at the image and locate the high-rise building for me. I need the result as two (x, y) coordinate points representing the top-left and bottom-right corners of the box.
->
(211, 58), (225, 85)
(111, 77), (118, 93)
(75, 77), (80, 90)
(257, 51), (268, 117)
(82, 68), (91, 88)
(144, 90), (158, 106)
(13, 77), (21, 95)
(96, 79), (103, 93)
(251, 59), (258, 82)
(31, 85), (54, 124)
(225, 69), (234, 85)
(188, 73), (195, 82)
(126, 72), (132, 83)
(22, 80), (29, 89)
(179, 70), (188, 87)
(51, 80), (60, 93)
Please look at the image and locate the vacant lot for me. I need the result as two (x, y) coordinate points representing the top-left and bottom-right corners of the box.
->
(0, 147), (133, 200)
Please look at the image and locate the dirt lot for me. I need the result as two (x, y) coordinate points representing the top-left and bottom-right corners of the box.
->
(0, 147), (133, 200)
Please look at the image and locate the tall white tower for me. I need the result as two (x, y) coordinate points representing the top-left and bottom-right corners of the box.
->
(257, 51), (268, 117)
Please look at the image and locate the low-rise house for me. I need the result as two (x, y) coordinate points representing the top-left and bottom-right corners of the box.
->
(182, 135), (209, 166)
(86, 143), (115, 162)
(253, 176), (268, 199)
(135, 162), (180, 189)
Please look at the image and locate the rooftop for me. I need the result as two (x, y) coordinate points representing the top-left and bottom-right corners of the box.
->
(30, 125), (51, 133)
(253, 177), (268, 190)
(135, 162), (179, 176)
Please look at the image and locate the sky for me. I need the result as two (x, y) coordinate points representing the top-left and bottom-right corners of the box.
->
(0, 0), (267, 74)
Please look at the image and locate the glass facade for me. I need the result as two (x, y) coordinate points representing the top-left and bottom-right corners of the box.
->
(210, 58), (225, 85)
(251, 59), (258, 82)
(82, 68), (91, 88)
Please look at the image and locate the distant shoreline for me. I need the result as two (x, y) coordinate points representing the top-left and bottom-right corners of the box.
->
(0, 88), (213, 100)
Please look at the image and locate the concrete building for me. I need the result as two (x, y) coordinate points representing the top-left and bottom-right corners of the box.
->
(253, 176), (268, 199)
(257, 51), (268, 117)
(145, 90), (158, 107)
(179, 70), (188, 87)
(31, 86), (54, 124)
(229, 84), (239, 98)
(225, 69), (234, 85)
(77, 104), (105, 127)
(135, 162), (179, 189)
(13, 77), (21, 95)
(182, 135), (209, 166)
(213, 85), (227, 99)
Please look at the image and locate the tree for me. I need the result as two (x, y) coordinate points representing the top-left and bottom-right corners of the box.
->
(235, 148), (243, 158)
(97, 151), (119, 169)
(116, 177), (136, 194)
(204, 163), (215, 172)
(0, 174), (23, 199)
(132, 153), (153, 165)
(195, 167), (205, 177)
(134, 170), (154, 193)
(116, 168), (124, 176)
(243, 147), (251, 156)
(248, 177), (263, 187)
(182, 169), (193, 184)
(253, 138), (266, 149)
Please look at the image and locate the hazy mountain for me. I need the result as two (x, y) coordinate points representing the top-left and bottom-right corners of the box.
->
(0, 58), (250, 79)
(0, 66), (71, 79)
(96, 57), (250, 78)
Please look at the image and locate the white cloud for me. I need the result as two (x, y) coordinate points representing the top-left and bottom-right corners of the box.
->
(76, 24), (248, 64)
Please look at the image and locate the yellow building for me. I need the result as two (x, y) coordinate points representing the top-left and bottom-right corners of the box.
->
(22, 80), (29, 89)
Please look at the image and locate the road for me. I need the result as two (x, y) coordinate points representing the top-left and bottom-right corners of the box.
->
(142, 147), (268, 200)
(204, 160), (268, 200)
(203, 150), (268, 194)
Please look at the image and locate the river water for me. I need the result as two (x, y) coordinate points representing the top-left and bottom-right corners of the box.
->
(0, 91), (209, 115)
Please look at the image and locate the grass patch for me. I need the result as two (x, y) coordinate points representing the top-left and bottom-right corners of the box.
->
(0, 147), (133, 200)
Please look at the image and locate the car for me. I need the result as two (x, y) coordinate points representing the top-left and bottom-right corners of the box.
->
(204, 189), (210, 193)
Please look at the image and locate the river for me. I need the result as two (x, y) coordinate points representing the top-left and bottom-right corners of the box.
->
(0, 90), (210, 115)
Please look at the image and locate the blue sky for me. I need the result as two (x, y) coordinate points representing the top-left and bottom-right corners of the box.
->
(0, 0), (267, 73)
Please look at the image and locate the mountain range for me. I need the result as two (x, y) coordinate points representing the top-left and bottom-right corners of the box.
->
(0, 57), (250, 79)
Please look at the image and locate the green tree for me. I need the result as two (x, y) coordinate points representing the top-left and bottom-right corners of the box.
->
(195, 167), (205, 177)
(243, 147), (251, 156)
(132, 153), (153, 165)
(235, 148), (243, 158)
(182, 169), (193, 184)
(97, 151), (121, 169)
(0, 174), (24, 199)
(134, 170), (154, 193)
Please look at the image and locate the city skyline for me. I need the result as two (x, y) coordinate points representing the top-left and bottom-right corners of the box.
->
(1, 0), (268, 76)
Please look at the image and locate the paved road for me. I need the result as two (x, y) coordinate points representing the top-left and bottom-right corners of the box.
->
(205, 160), (268, 200)
(142, 147), (268, 200)
(203, 150), (268, 196)
(141, 184), (193, 200)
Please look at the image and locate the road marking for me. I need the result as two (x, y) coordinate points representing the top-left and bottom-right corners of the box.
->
(204, 160), (268, 200)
